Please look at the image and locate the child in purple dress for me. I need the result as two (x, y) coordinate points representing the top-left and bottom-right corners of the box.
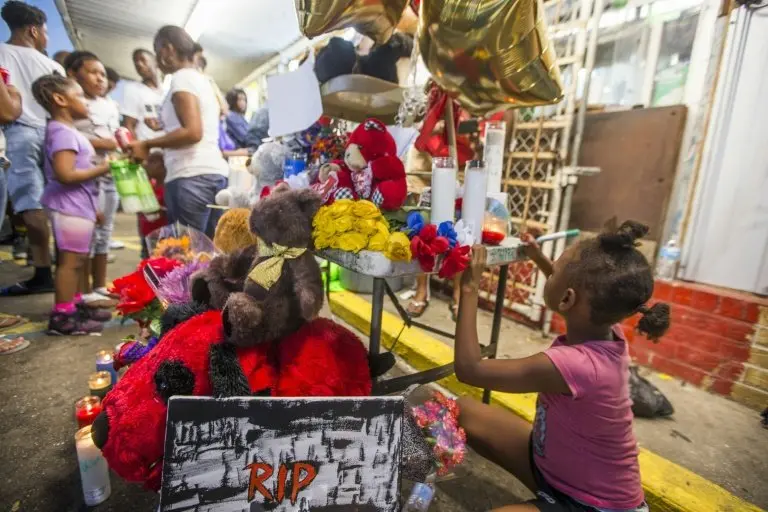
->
(32, 74), (111, 334)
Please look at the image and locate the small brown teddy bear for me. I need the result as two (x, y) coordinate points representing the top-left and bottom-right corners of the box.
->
(214, 186), (324, 347)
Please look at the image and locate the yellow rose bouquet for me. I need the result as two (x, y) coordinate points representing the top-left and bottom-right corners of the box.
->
(312, 200), (412, 262)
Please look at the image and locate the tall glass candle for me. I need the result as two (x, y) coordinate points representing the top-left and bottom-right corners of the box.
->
(88, 371), (112, 400)
(95, 350), (118, 385)
(75, 396), (102, 429)
(461, 160), (488, 244)
(430, 156), (457, 226)
(482, 121), (506, 194)
(75, 425), (111, 506)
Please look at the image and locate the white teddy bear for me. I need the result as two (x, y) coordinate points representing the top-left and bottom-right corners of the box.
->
(214, 141), (290, 208)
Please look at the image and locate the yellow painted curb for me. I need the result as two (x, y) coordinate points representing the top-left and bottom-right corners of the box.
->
(328, 290), (763, 512)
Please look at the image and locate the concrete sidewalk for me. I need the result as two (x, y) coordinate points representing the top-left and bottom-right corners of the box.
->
(328, 289), (768, 511)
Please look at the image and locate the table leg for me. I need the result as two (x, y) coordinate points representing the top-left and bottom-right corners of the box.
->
(483, 264), (509, 404)
(370, 278), (386, 383)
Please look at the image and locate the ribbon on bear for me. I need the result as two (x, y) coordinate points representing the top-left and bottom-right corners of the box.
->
(249, 239), (307, 290)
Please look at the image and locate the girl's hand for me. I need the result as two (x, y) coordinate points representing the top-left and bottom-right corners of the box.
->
(461, 244), (487, 291)
(520, 231), (543, 260)
(97, 160), (112, 175)
(96, 211), (105, 226)
(126, 140), (149, 162)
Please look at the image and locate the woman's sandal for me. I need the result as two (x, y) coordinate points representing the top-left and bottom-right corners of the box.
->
(449, 300), (459, 322)
(407, 300), (430, 318)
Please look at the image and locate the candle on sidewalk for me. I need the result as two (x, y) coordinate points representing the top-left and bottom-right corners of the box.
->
(95, 350), (118, 384)
(75, 396), (102, 429)
(75, 425), (111, 506)
(88, 371), (112, 400)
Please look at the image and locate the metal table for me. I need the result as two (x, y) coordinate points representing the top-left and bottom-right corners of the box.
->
(318, 237), (524, 403)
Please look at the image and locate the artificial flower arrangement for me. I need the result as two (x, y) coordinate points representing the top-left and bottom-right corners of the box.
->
(405, 211), (472, 279)
(311, 198), (475, 279)
(109, 257), (181, 329)
(411, 391), (467, 476)
(313, 199), (412, 262)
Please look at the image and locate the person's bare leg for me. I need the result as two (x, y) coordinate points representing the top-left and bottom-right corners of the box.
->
(91, 254), (108, 290)
(81, 258), (92, 294)
(54, 251), (85, 305)
(407, 274), (429, 316)
(457, 396), (538, 494)
(22, 209), (51, 267)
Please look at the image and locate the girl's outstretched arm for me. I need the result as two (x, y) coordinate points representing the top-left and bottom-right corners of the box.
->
(52, 150), (110, 185)
(454, 246), (570, 394)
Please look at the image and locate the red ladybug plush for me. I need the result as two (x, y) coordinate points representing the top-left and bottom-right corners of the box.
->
(92, 310), (371, 491)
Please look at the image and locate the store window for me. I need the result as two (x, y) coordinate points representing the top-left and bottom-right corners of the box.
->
(651, 9), (700, 106)
(586, 0), (703, 108)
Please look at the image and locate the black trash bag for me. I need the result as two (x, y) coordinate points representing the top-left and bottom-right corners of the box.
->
(629, 366), (674, 418)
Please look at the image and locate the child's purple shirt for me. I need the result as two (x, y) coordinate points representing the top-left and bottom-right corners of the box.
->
(40, 120), (99, 221)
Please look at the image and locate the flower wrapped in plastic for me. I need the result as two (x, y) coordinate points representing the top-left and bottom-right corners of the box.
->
(145, 223), (216, 263)
(110, 257), (182, 329)
(411, 391), (467, 476)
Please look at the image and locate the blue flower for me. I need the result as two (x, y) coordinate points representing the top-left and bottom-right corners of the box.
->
(406, 211), (425, 238)
(437, 221), (458, 248)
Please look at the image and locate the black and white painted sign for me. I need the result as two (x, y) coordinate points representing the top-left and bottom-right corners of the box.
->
(160, 396), (404, 512)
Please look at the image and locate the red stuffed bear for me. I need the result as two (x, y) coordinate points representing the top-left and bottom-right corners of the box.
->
(92, 310), (371, 491)
(315, 118), (407, 211)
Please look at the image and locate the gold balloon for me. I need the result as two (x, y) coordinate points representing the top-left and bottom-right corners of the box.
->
(295, 0), (409, 45)
(418, 0), (564, 114)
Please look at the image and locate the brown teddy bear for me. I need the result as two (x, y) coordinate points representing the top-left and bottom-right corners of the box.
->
(189, 207), (260, 311)
(199, 186), (324, 347)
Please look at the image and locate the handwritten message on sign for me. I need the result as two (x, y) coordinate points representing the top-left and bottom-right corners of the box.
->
(160, 396), (404, 512)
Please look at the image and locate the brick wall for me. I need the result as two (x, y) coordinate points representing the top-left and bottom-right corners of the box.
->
(550, 281), (768, 411)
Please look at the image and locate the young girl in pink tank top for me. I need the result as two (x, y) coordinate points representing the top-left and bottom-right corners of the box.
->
(454, 220), (670, 512)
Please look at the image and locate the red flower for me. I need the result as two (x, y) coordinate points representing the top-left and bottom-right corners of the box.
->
(430, 236), (450, 255)
(111, 270), (155, 316)
(411, 236), (436, 272)
(418, 224), (437, 243)
(111, 258), (181, 316)
(417, 224), (450, 254)
(438, 245), (471, 279)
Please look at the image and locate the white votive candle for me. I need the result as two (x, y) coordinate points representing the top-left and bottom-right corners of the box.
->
(461, 160), (488, 244)
(75, 425), (111, 506)
(430, 156), (457, 226)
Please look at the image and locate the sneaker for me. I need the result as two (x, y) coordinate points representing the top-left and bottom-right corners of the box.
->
(48, 311), (104, 336)
(94, 286), (119, 299)
(77, 303), (112, 322)
(109, 240), (125, 250)
(12, 236), (27, 260)
(107, 253), (117, 263)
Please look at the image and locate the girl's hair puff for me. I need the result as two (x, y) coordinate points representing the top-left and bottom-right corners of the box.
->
(565, 220), (670, 340)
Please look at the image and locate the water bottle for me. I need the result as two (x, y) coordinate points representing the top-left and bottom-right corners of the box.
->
(656, 240), (681, 281)
(403, 482), (435, 511)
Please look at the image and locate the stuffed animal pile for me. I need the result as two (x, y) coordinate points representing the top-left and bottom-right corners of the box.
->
(92, 187), (381, 491)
